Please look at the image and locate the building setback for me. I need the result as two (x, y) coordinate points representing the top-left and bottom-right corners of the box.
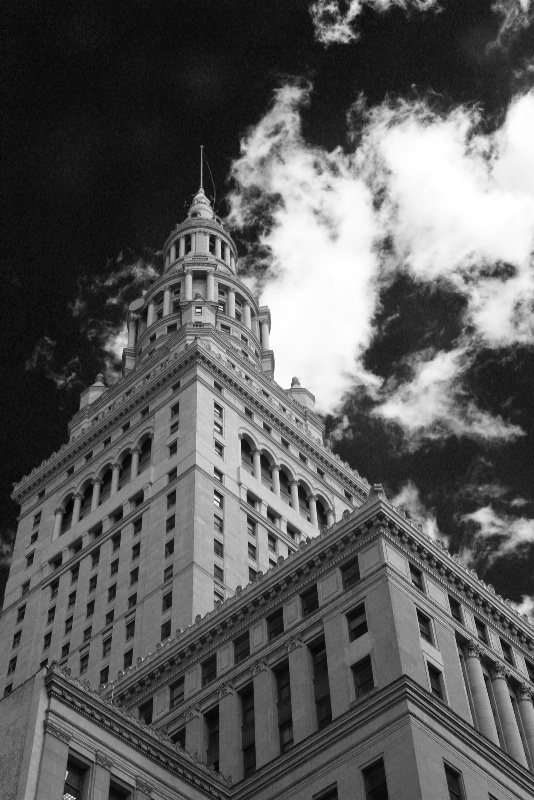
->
(2, 186), (534, 799)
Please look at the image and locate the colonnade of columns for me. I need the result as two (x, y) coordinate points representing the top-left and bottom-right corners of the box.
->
(463, 641), (534, 769)
(168, 233), (234, 268)
(52, 446), (142, 540)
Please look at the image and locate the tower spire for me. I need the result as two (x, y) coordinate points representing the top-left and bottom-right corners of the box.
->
(200, 144), (204, 190)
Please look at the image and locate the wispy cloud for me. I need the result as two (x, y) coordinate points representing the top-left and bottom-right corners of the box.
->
(25, 335), (82, 390)
(390, 480), (445, 542)
(461, 504), (534, 564)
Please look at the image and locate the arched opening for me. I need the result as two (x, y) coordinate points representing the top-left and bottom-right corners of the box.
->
(138, 438), (152, 474)
(241, 439), (253, 474)
(260, 454), (272, 490)
(119, 452), (132, 489)
(279, 469), (292, 505)
(99, 468), (113, 506)
(185, 234), (192, 254)
(298, 484), (310, 521)
(61, 496), (74, 534)
(316, 498), (328, 528)
(79, 483), (93, 521)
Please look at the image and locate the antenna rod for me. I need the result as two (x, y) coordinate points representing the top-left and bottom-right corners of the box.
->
(200, 144), (204, 190)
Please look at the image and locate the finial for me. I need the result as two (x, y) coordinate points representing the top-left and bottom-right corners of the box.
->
(200, 145), (204, 190)
(291, 376), (301, 387)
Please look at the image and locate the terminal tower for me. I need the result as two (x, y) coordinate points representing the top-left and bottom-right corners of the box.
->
(2, 186), (534, 800)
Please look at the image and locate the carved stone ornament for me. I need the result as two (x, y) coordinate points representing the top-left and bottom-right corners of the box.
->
(286, 636), (303, 653)
(517, 683), (534, 701)
(462, 640), (483, 659)
(251, 659), (268, 676)
(43, 719), (71, 743)
(217, 681), (235, 699)
(136, 777), (154, 794)
(183, 703), (202, 722)
(490, 663), (511, 681)
(95, 751), (113, 769)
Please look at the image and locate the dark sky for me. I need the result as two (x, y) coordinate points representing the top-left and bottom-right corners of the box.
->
(2, 0), (534, 609)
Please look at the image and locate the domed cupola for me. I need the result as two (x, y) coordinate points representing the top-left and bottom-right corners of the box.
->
(188, 186), (214, 220)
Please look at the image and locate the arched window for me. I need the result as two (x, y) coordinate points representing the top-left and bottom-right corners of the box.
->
(260, 454), (272, 490)
(279, 469), (291, 505)
(138, 438), (152, 474)
(241, 439), (253, 474)
(208, 235), (216, 255)
(185, 235), (192, 254)
(99, 468), (113, 506)
(298, 485), (310, 521)
(316, 498), (328, 528)
(61, 496), (74, 534)
(79, 484), (92, 521)
(119, 452), (132, 488)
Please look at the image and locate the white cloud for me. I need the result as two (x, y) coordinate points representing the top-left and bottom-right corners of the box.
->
(462, 504), (534, 561)
(512, 594), (534, 622)
(390, 480), (445, 542)
(309, 0), (441, 46)
(373, 346), (525, 444)
(24, 336), (81, 390)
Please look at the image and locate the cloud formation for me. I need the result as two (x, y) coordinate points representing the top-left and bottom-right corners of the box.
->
(462, 504), (534, 563)
(390, 480), (444, 542)
(25, 336), (82, 390)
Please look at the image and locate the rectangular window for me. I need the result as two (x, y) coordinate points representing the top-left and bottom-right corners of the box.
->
(163, 565), (173, 582)
(248, 542), (257, 560)
(50, 580), (59, 599)
(89, 575), (97, 593)
(444, 764), (464, 800)
(301, 584), (319, 617)
(247, 517), (256, 537)
(448, 595), (462, 622)
(167, 466), (178, 486)
(79, 653), (89, 674)
(214, 440), (224, 458)
(47, 606), (56, 624)
(234, 632), (250, 664)
(409, 564), (424, 592)
(125, 619), (135, 640)
(133, 517), (142, 535)
(249, 567), (257, 582)
(124, 649), (133, 669)
(475, 617), (489, 645)
(171, 401), (180, 418)
(103, 436), (111, 448)
(139, 698), (153, 725)
(214, 515), (224, 535)
(281, 438), (290, 450)
(347, 604), (368, 641)
(245, 407), (253, 419)
(17, 605), (26, 623)
(12, 631), (21, 649)
(108, 584), (117, 603)
(7, 657), (16, 677)
(267, 608), (284, 641)
(71, 565), (79, 583)
(83, 626), (92, 642)
(500, 638), (514, 665)
(86, 600), (95, 618)
(525, 659), (534, 683)
(43, 632), (52, 650)
(202, 655), (217, 686)
(214, 420), (223, 436)
(165, 539), (175, 558)
(214, 490), (223, 509)
(214, 539), (224, 558)
(169, 440), (178, 457)
(167, 490), (176, 509)
(91, 549), (100, 568)
(344, 490), (353, 503)
(268, 533), (277, 552)
(363, 759), (389, 800)
(214, 467), (223, 483)
(162, 591), (173, 612)
(30, 531), (38, 545)
(130, 567), (139, 585)
(417, 610), (433, 644)
(161, 620), (171, 640)
(102, 637), (112, 658)
(68, 591), (76, 609)
(299, 452), (307, 464)
(311, 639), (332, 730)
(128, 593), (137, 609)
(112, 532), (121, 552)
(428, 664), (444, 700)
(341, 556), (360, 590)
(170, 677), (185, 709)
(214, 564), (224, 582)
(353, 656), (374, 698)
(26, 552), (34, 568)
(214, 381), (223, 394)
(65, 616), (73, 635)
(100, 666), (109, 685)
(313, 787), (338, 800)
(263, 422), (272, 434)
(33, 511), (42, 527)
(132, 542), (141, 560)
(110, 558), (119, 576)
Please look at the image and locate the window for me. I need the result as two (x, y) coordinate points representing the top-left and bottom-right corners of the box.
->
(103, 436), (111, 448)
(50, 555), (62, 572)
(100, 666), (109, 685)
(214, 381), (223, 394)
(267, 608), (284, 641)
(341, 556), (360, 590)
(353, 656), (374, 698)
(417, 610), (433, 644)
(317, 467), (325, 479)
(7, 658), (17, 676)
(245, 407), (253, 419)
(33, 511), (42, 527)
(63, 759), (88, 800)
(112, 532), (121, 551)
(110, 507), (123, 525)
(133, 517), (142, 535)
(47, 607), (56, 625)
(105, 609), (114, 626)
(214, 564), (224, 582)
(301, 584), (320, 617)
(428, 664), (444, 700)
(347, 604), (368, 641)
(165, 539), (175, 558)
(167, 490), (176, 509)
(281, 437), (290, 450)
(214, 539), (224, 558)
(12, 631), (21, 649)
(43, 631), (52, 650)
(38, 489), (45, 500)
(475, 617), (489, 645)
(83, 626), (92, 642)
(313, 786), (338, 800)
(171, 726), (186, 747)
(525, 659), (534, 683)
(299, 452), (307, 465)
(68, 591), (76, 609)
(79, 652), (89, 674)
(214, 515), (224, 535)
(168, 466), (177, 482)
(161, 619), (171, 640)
(128, 593), (137, 609)
(500, 638), (514, 665)
(279, 721), (293, 753)
(139, 698), (153, 725)
(268, 533), (277, 552)
(124, 649), (133, 669)
(162, 591), (173, 612)
(71, 565), (79, 583)
(50, 580), (59, 599)
(409, 564), (424, 592)
(169, 440), (178, 457)
(65, 616), (73, 635)
(123, 421), (131, 434)
(444, 764), (464, 800)
(448, 596), (462, 622)
(16, 605), (26, 624)
(91, 549), (100, 568)
(130, 567), (139, 585)
(214, 590), (224, 605)
(170, 677), (185, 709)
(214, 440), (224, 458)
(344, 490), (353, 503)
(111, 559), (120, 577)
(89, 575), (98, 593)
(26, 552), (34, 568)
(202, 655), (217, 686)
(263, 422), (272, 434)
(214, 467), (223, 483)
(248, 542), (257, 560)
(30, 531), (38, 545)
(132, 542), (141, 561)
(163, 564), (173, 582)
(171, 401), (180, 419)
(126, 619), (135, 640)
(86, 600), (95, 618)
(247, 517), (256, 537)
(363, 759), (389, 800)
(234, 632), (250, 664)
(214, 490), (223, 509)
(103, 637), (112, 658)
(249, 566), (257, 582)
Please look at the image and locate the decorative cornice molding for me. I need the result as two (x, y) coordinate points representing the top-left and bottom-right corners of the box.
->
(43, 719), (71, 743)
(217, 681), (235, 699)
(286, 635), (303, 653)
(95, 751), (113, 768)
(252, 659), (268, 676)
(136, 777), (154, 794)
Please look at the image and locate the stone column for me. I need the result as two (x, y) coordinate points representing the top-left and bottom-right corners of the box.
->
(462, 642), (499, 744)
(163, 286), (172, 316)
(131, 447), (140, 480)
(253, 660), (278, 767)
(52, 508), (64, 541)
(218, 683), (242, 782)
(127, 314), (138, 348)
(170, 243), (176, 262)
(252, 317), (260, 340)
(308, 495), (318, 527)
(91, 479), (101, 511)
(227, 289), (235, 318)
(179, 237), (185, 258)
(92, 751), (112, 800)
(35, 719), (71, 798)
(271, 465), (281, 497)
(490, 664), (528, 766)
(326, 508), (335, 527)
(136, 777), (153, 800)
(223, 244), (230, 264)
(185, 705), (205, 760)
(252, 449), (261, 481)
(517, 685), (534, 769)
(288, 637), (316, 742)
(261, 320), (270, 350)
(110, 463), (120, 496)
(215, 238), (222, 259)
(207, 272), (215, 302)
(243, 303), (251, 329)
(146, 302), (155, 326)
(72, 493), (82, 526)
(290, 480), (299, 512)
(230, 253), (235, 269)
(185, 271), (193, 301)
(323, 614), (350, 718)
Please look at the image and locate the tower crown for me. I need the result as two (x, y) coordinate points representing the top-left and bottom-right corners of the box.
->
(188, 186), (214, 220)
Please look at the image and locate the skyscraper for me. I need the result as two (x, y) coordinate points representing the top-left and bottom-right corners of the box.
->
(2, 188), (534, 800)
